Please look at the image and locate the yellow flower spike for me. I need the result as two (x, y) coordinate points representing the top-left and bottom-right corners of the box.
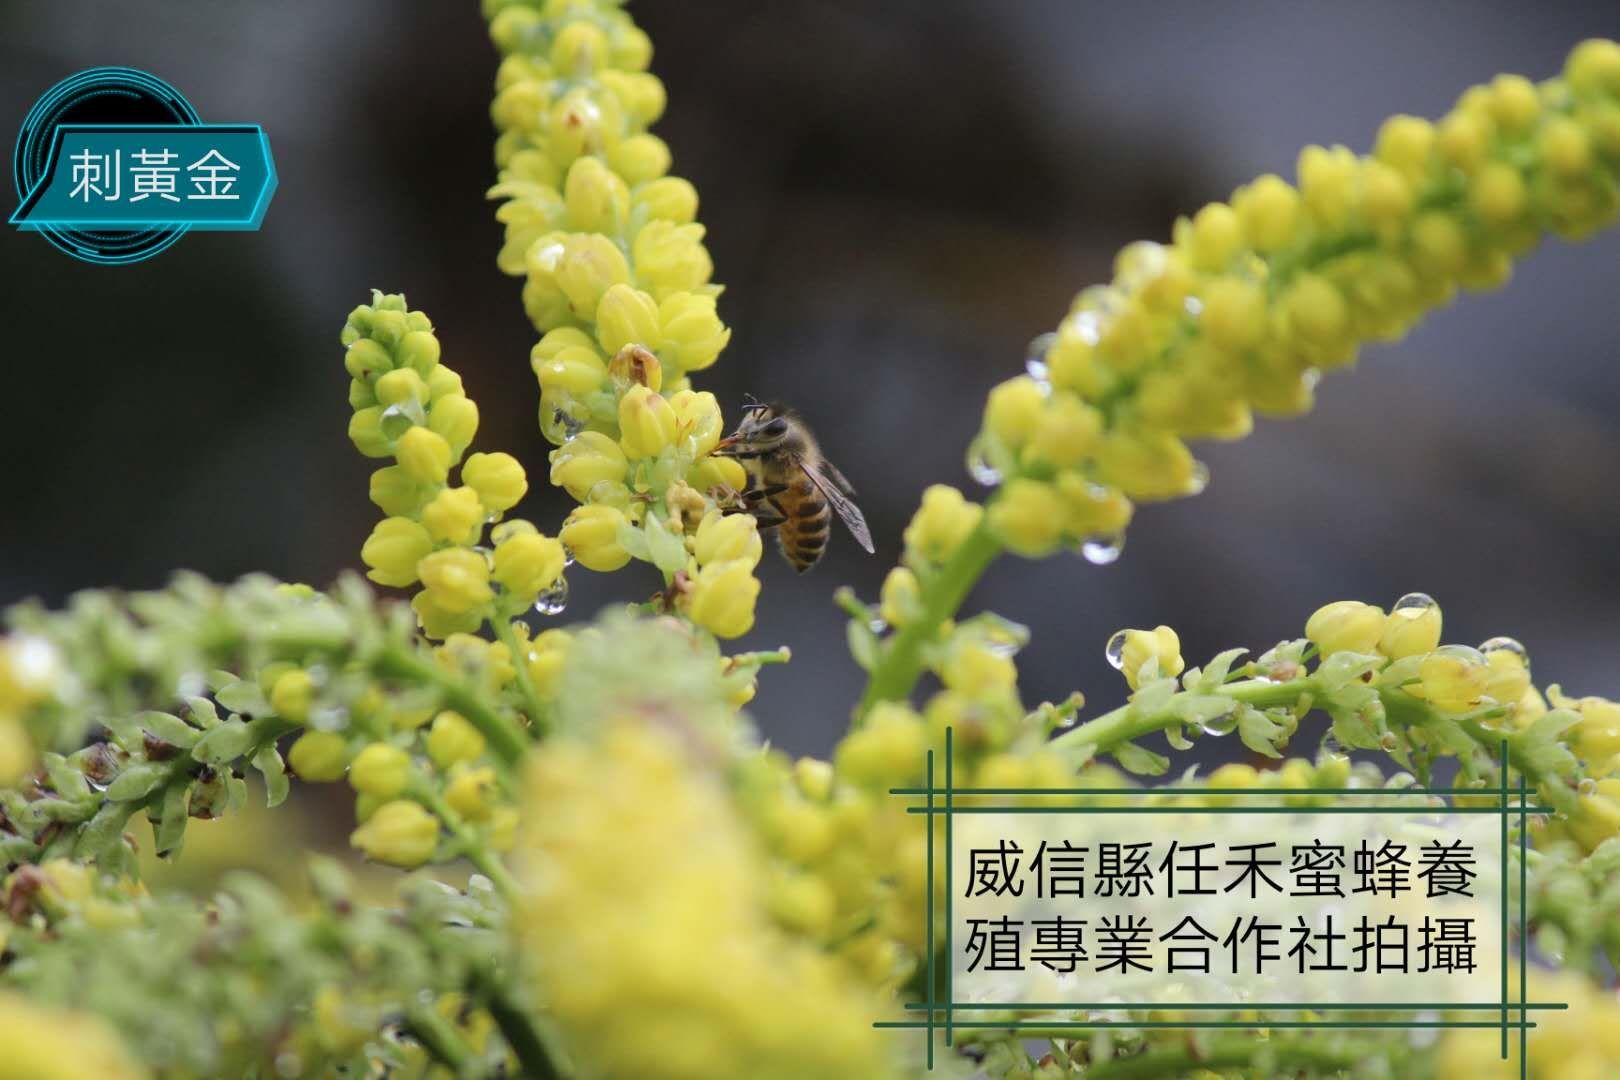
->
(668, 388), (723, 456)
(417, 548), (495, 614)
(526, 628), (574, 700)
(684, 558), (761, 639)
(1232, 173), (1301, 252)
(560, 504), (633, 571)
(493, 532), (567, 600)
(395, 425), (453, 486)
(462, 451), (529, 514)
(983, 375), (1047, 450)
(903, 485), (984, 565)
(631, 219), (712, 299)
(0, 992), (149, 1080)
(1304, 600), (1387, 657)
(427, 711), (487, 770)
(446, 765), (499, 823)
(368, 465), (420, 517)
(940, 644), (1017, 697)
(1092, 427), (1197, 500)
(617, 383), (679, 458)
(693, 510), (762, 568)
(428, 394), (480, 459)
(987, 477), (1066, 557)
(656, 292), (729, 371)
(349, 743), (412, 799)
(555, 233), (630, 316)
(596, 284), (663, 355)
(412, 590), (483, 641)
(421, 486), (485, 545)
(634, 176), (699, 224)
(1417, 647), (1491, 714)
(288, 731), (348, 782)
(836, 702), (928, 788)
(1378, 592), (1443, 659)
(1108, 625), (1185, 691)
(374, 368), (429, 409)
(350, 799), (440, 867)
(879, 567), (922, 629)
(607, 343), (663, 394)
(549, 432), (628, 501)
(361, 517), (433, 587)
(269, 669), (315, 724)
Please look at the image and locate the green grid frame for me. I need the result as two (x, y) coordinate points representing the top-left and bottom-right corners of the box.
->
(875, 730), (1564, 1075)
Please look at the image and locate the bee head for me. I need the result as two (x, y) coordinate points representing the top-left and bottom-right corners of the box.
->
(718, 399), (795, 456)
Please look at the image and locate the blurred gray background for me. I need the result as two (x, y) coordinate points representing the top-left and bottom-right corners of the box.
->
(3, 1), (1617, 762)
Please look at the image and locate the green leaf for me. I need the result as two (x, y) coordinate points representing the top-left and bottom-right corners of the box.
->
(0, 835), (37, 865)
(225, 771), (248, 813)
(615, 519), (652, 562)
(185, 695), (221, 728)
(643, 512), (689, 577)
(106, 762), (169, 802)
(153, 781), (190, 858)
(215, 680), (268, 716)
(1330, 708), (1382, 752)
(1127, 675), (1177, 718)
(137, 710), (201, 749)
(1113, 740), (1169, 776)
(1238, 709), (1288, 759)
(1196, 648), (1249, 691)
(192, 719), (254, 764)
(74, 800), (137, 863)
(846, 620), (879, 671)
(252, 744), (290, 808)
(41, 752), (91, 800)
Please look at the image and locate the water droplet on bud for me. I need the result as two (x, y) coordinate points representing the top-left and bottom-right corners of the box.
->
(1201, 710), (1239, 737)
(1105, 630), (1128, 670)
(1184, 461), (1210, 496)
(1080, 532), (1125, 565)
(1479, 636), (1527, 664)
(1025, 332), (1056, 388)
(534, 576), (570, 616)
(1391, 592), (1438, 616)
(966, 436), (1003, 487)
(1579, 777), (1597, 796)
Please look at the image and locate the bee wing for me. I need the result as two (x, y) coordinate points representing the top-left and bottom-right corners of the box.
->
(800, 459), (875, 554)
(815, 456), (859, 499)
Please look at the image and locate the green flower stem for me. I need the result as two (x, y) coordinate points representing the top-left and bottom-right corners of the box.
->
(493, 615), (550, 738)
(1080, 1034), (1370, 1079)
(374, 643), (529, 767)
(859, 521), (1004, 715)
(404, 1004), (479, 1078)
(729, 648), (793, 668)
(1049, 676), (1311, 762)
(475, 967), (562, 1080)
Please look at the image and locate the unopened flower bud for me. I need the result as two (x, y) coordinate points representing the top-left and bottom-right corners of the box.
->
(427, 710), (486, 769)
(422, 486), (485, 545)
(903, 485), (984, 565)
(396, 426), (452, 485)
(493, 532), (566, 599)
(1305, 600), (1387, 657)
(556, 233), (630, 316)
(463, 451), (529, 513)
(350, 799), (439, 867)
(685, 558), (760, 639)
(349, 743), (411, 799)
(445, 765), (498, 823)
(618, 384), (679, 458)
(362, 517), (433, 587)
(596, 285), (663, 355)
(417, 548), (495, 614)
(428, 395), (480, 459)
(693, 510), (762, 568)
(607, 342), (663, 391)
(1111, 625), (1184, 691)
(288, 730), (348, 782)
(560, 504), (633, 571)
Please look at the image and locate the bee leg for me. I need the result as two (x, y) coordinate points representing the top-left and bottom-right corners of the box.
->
(747, 503), (789, 531)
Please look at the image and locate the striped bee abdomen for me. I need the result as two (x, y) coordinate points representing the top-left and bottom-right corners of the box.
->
(776, 475), (831, 573)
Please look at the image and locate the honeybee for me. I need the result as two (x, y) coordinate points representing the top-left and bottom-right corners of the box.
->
(713, 400), (875, 572)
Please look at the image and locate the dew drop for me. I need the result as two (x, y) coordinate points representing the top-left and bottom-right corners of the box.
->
(1025, 332), (1056, 387)
(966, 436), (1003, 487)
(1200, 709), (1239, 737)
(1184, 460), (1210, 496)
(534, 576), (570, 616)
(1579, 777), (1597, 796)
(379, 403), (415, 441)
(1479, 636), (1527, 664)
(1080, 532), (1125, 565)
(1182, 295), (1204, 317)
(561, 543), (577, 568)
(1391, 592), (1438, 617)
(868, 618), (888, 635)
(1105, 630), (1129, 671)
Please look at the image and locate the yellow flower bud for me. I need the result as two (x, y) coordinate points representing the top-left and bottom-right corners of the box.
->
(668, 388), (724, 456)
(411, 590), (482, 640)
(634, 176), (699, 223)
(1568, 783), (1620, 852)
(1437, 110), (1492, 173)
(1480, 639), (1531, 706)
(903, 485), (983, 564)
(1360, 160), (1413, 234)
(270, 669), (315, 724)
(1201, 276), (1268, 351)
(940, 644), (1017, 697)
(0, 717), (33, 789)
(1233, 173), (1300, 252)
(548, 432), (627, 502)
(1183, 202), (1243, 271)
(417, 548), (495, 614)
(693, 510), (763, 568)
(421, 486), (486, 545)
(1056, 475), (1134, 538)
(375, 367), (429, 408)
(1028, 392), (1102, 468)
(1571, 696), (1620, 771)
(1469, 161), (1527, 226)
(559, 503), (633, 571)
(836, 702), (927, 788)
(1378, 593), (1443, 659)
(427, 710), (487, 769)
(556, 233), (630, 316)
(1375, 114), (1435, 179)
(987, 478), (1066, 557)
(445, 765), (498, 823)
(462, 451), (529, 513)
(361, 517), (433, 587)
(879, 567), (921, 628)
(617, 383), (679, 458)
(1417, 647), (1490, 714)
(345, 337), (392, 380)
(631, 220), (711, 298)
(493, 532), (566, 599)
(595, 283), (662, 355)
(350, 799), (439, 867)
(1410, 211), (1470, 276)
(1486, 73), (1540, 134)
(687, 453), (747, 494)
(428, 394), (480, 458)
(396, 328), (440, 375)
(1297, 144), (1359, 228)
(983, 376), (1047, 450)
(532, 342), (607, 397)
(349, 743), (412, 799)
(1285, 273), (1350, 347)
(395, 425), (452, 485)
(1305, 600), (1387, 657)
(685, 558), (760, 639)
(609, 133), (672, 184)
(348, 406), (391, 458)
(1093, 428), (1197, 500)
(527, 628), (574, 700)
(1109, 625), (1184, 691)
(369, 465), (419, 517)
(607, 343), (663, 392)
(563, 155), (628, 233)
(1567, 38), (1620, 99)
(656, 292), (729, 371)
(288, 730), (348, 782)
(426, 364), (463, 400)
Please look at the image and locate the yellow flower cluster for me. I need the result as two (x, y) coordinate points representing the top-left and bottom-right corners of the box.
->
(482, 1), (763, 637)
(346, 291), (567, 638)
(0, 634), (59, 788)
(516, 718), (895, 1079)
(0, 992), (147, 1080)
(972, 39), (1620, 559)
(1437, 969), (1620, 1080)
